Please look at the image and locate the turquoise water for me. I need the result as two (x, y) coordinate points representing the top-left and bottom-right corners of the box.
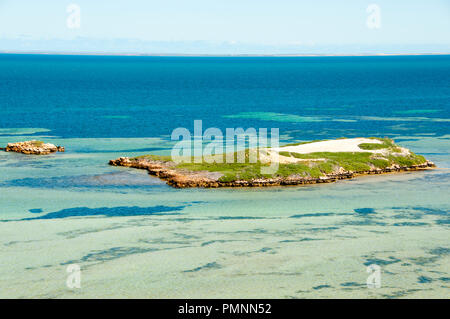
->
(0, 54), (449, 298)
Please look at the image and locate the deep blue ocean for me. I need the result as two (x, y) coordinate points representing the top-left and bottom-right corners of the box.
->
(0, 54), (449, 298)
(1, 54), (449, 140)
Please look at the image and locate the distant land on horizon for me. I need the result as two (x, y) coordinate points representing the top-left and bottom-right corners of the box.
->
(1, 37), (449, 57)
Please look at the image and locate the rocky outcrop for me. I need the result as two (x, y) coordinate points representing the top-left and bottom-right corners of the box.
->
(109, 157), (436, 188)
(4, 140), (65, 155)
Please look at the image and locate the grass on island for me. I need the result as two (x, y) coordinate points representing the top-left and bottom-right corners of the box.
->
(358, 137), (402, 152)
(278, 151), (426, 172)
(130, 138), (427, 182)
(133, 154), (173, 161)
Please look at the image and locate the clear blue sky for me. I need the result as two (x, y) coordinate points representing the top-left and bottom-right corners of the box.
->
(0, 0), (449, 54)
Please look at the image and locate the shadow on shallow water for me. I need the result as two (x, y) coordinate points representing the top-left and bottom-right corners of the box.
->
(3, 205), (186, 221)
(60, 247), (159, 265)
(1, 171), (166, 189)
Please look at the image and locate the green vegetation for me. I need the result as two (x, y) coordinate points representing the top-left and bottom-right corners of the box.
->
(133, 149), (260, 165)
(358, 143), (388, 150)
(387, 153), (427, 166)
(133, 154), (173, 161)
(177, 161), (330, 181)
(280, 151), (384, 172)
(177, 162), (271, 181)
(358, 137), (402, 152)
(130, 138), (428, 182)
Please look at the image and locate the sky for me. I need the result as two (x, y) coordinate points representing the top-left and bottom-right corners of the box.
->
(0, 0), (449, 54)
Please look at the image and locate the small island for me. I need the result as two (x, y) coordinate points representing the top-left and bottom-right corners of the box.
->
(4, 140), (65, 155)
(109, 138), (435, 188)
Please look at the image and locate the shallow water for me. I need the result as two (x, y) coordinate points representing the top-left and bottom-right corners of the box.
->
(0, 55), (448, 298)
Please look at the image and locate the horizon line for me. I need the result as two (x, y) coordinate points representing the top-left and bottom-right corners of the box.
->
(1, 51), (450, 57)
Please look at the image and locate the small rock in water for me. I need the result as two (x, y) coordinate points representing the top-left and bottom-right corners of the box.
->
(4, 140), (65, 155)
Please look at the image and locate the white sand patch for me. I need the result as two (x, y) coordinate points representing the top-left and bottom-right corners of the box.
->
(273, 138), (382, 154)
(262, 138), (400, 164)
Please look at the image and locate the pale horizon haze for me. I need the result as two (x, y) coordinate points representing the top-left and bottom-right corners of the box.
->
(0, 0), (449, 54)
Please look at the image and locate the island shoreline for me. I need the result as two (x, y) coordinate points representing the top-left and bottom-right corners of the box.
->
(109, 156), (436, 188)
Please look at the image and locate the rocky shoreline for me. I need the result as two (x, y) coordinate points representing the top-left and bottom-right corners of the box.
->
(109, 156), (436, 188)
(4, 140), (65, 155)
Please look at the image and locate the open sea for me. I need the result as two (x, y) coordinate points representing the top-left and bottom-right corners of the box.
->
(0, 54), (448, 298)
